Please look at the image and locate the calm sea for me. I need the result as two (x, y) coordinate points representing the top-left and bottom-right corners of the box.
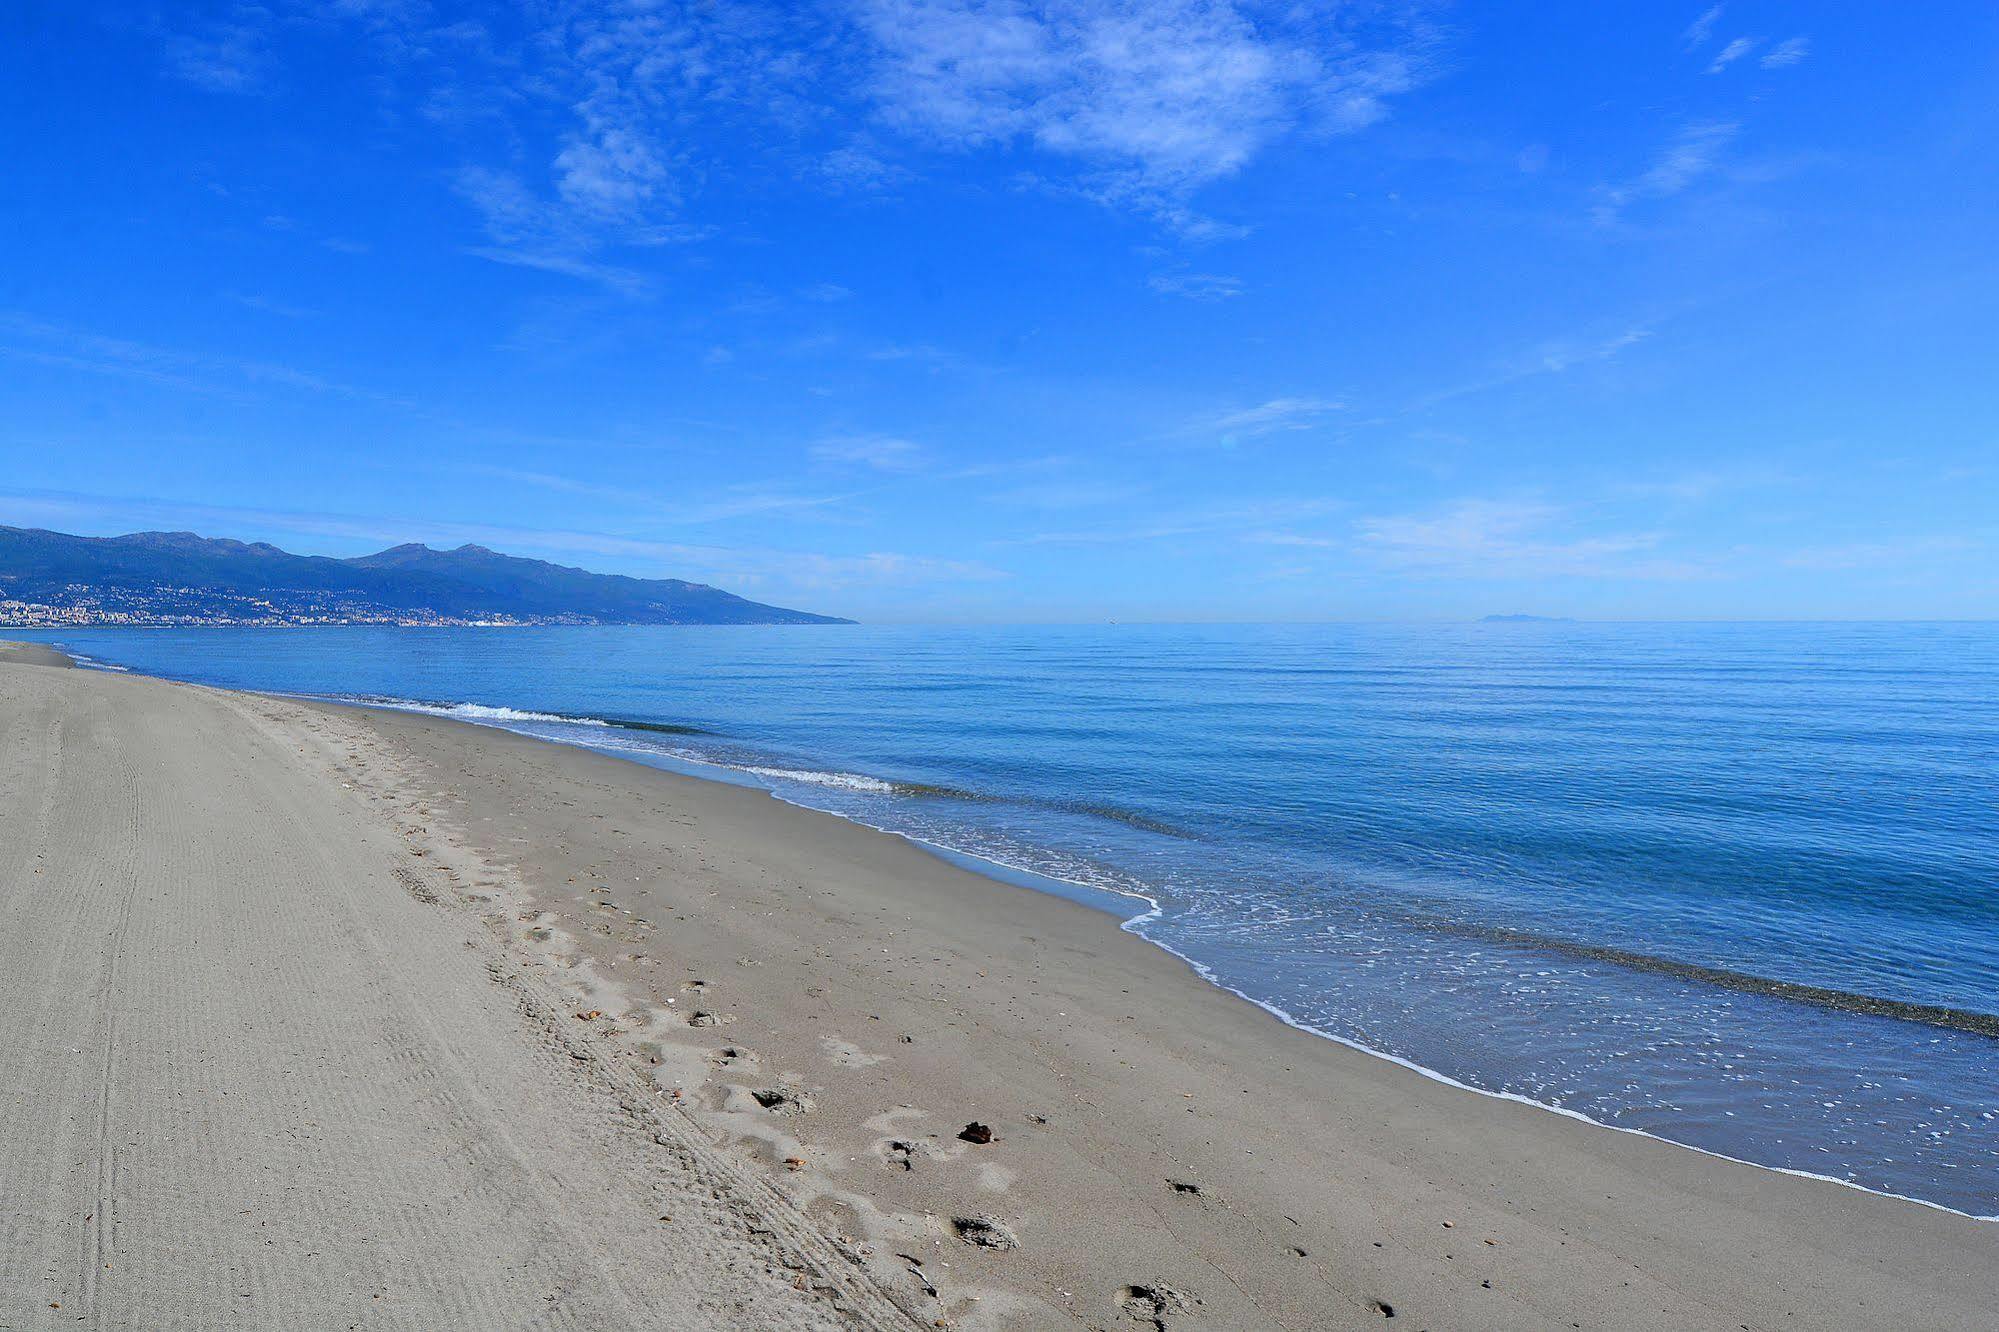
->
(23, 622), (1999, 1216)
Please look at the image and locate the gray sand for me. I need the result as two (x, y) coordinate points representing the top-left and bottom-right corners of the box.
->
(2, 654), (1993, 1328)
(0, 638), (75, 668)
(0, 658), (905, 1330)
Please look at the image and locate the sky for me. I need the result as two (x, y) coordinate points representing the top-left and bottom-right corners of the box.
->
(1, 2), (1995, 622)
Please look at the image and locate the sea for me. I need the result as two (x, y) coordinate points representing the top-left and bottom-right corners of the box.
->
(18, 621), (1998, 1217)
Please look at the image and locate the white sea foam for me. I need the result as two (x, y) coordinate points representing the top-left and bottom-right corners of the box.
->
(739, 764), (896, 793)
(359, 696), (899, 795)
(378, 698), (611, 727)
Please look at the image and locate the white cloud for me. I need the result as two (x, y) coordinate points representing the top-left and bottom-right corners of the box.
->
(164, 19), (269, 92)
(1148, 270), (1243, 301)
(1761, 37), (1810, 69)
(1682, 5), (1724, 49)
(0, 312), (408, 407)
(227, 292), (315, 319)
(1419, 322), (1654, 408)
(852, 1), (1429, 224)
(554, 124), (677, 221)
(163, 0), (1432, 267)
(1707, 36), (1757, 74)
(819, 142), (912, 191)
(1246, 530), (1340, 548)
(1533, 326), (1651, 374)
(1356, 499), (1698, 579)
(1594, 122), (1737, 223)
(812, 434), (928, 471)
(1003, 496), (1346, 545)
(461, 246), (650, 295)
(1779, 536), (1974, 571)
(1204, 396), (1343, 440)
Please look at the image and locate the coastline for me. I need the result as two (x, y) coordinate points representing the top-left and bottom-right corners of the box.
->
(314, 685), (1999, 1218)
(4, 649), (1994, 1328)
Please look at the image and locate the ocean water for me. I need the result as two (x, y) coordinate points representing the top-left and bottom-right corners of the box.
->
(23, 622), (1999, 1216)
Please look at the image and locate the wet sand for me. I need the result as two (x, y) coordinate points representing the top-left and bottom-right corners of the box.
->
(2, 649), (1993, 1328)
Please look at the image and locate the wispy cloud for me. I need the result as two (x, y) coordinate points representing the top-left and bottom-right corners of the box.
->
(0, 312), (408, 408)
(1420, 323), (1653, 407)
(1779, 536), (1976, 572)
(226, 292), (315, 320)
(1198, 396), (1343, 443)
(1002, 496), (1347, 546)
(1356, 499), (1700, 579)
(1593, 122), (1737, 223)
(1244, 530), (1340, 549)
(451, 160), (704, 295)
(1707, 36), (1757, 74)
(476, 465), (858, 526)
(460, 245), (650, 296)
(1761, 37), (1810, 69)
(1682, 5), (1724, 49)
(1148, 270), (1243, 301)
(1532, 326), (1651, 374)
(811, 434), (928, 472)
(158, 0), (1434, 267)
(164, 18), (269, 92)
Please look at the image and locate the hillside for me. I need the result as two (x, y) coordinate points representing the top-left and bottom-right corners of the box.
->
(0, 526), (851, 626)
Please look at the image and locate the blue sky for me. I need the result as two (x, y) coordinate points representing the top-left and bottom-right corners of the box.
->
(2, 2), (1994, 621)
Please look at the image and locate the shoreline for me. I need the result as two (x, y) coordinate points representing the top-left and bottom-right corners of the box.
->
(270, 689), (1999, 1225)
(304, 688), (1999, 1329)
(622, 734), (1999, 1225)
(6, 645), (1997, 1327)
(31, 638), (1999, 1224)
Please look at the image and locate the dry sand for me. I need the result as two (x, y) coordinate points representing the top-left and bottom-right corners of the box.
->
(2, 649), (1993, 1329)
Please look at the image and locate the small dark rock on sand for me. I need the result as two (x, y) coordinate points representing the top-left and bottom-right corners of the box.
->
(1116, 1282), (1193, 1329)
(957, 1121), (994, 1144)
(951, 1215), (1017, 1250)
(751, 1086), (815, 1115)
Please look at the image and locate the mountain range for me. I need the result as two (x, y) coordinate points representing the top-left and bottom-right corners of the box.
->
(0, 526), (851, 626)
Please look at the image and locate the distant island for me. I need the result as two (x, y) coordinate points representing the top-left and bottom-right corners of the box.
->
(0, 526), (852, 627)
(1479, 614), (1576, 623)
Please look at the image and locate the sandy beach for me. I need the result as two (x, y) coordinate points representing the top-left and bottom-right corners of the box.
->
(2, 647), (1993, 1330)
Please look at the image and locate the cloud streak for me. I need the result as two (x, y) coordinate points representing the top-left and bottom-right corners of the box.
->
(1199, 396), (1343, 443)
(1356, 499), (1701, 580)
(811, 434), (928, 472)
(1707, 36), (1757, 73)
(1682, 5), (1724, 49)
(1593, 122), (1737, 224)
(1761, 37), (1810, 69)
